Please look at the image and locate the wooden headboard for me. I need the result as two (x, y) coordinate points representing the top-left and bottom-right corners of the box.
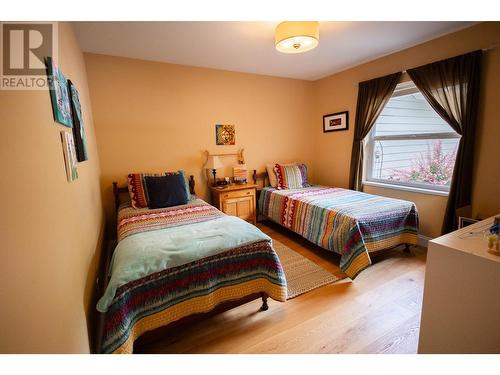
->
(112, 175), (196, 211)
(252, 169), (270, 188)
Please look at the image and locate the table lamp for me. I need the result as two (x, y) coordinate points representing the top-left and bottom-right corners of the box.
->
(206, 155), (223, 186)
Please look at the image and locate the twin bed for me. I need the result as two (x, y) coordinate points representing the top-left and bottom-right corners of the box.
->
(258, 185), (419, 279)
(95, 169), (418, 354)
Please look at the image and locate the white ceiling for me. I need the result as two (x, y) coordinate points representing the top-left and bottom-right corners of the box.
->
(73, 21), (476, 80)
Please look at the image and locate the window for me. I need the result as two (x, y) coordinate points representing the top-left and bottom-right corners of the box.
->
(363, 81), (460, 194)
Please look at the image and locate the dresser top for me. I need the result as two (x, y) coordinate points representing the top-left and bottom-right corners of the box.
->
(430, 215), (500, 263)
(210, 183), (258, 192)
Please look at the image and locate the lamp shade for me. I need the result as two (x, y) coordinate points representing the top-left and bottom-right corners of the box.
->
(206, 155), (223, 170)
(275, 21), (319, 54)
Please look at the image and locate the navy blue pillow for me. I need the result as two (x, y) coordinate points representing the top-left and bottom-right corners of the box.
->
(144, 174), (188, 209)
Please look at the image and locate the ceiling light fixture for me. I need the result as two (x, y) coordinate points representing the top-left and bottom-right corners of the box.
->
(275, 21), (319, 54)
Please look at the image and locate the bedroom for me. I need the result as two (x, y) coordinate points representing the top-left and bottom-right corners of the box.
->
(1, 0), (499, 371)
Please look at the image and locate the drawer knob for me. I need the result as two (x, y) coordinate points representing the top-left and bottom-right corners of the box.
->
(246, 191), (250, 195)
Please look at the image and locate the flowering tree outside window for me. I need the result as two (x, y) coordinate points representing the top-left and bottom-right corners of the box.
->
(388, 140), (457, 186)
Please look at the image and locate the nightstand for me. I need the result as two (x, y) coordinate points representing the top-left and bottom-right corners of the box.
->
(210, 184), (257, 224)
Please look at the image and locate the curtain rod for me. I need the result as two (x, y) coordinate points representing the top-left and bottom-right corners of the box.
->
(400, 46), (499, 74)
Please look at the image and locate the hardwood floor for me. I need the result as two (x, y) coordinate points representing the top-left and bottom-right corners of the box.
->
(136, 220), (427, 354)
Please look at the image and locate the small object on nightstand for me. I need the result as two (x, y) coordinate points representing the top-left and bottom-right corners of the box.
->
(233, 164), (248, 184)
(210, 183), (257, 224)
(215, 178), (228, 186)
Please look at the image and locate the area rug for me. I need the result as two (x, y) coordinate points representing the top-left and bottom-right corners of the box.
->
(272, 239), (344, 299)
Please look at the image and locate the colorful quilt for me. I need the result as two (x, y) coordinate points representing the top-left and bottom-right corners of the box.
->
(259, 186), (418, 279)
(117, 199), (225, 241)
(99, 199), (287, 354)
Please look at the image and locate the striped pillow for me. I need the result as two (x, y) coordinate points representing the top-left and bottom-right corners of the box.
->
(274, 163), (310, 190)
(128, 170), (192, 209)
(266, 162), (297, 188)
(128, 173), (163, 209)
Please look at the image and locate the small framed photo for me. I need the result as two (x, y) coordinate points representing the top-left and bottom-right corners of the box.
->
(458, 216), (479, 229)
(323, 111), (349, 132)
(60, 131), (78, 182)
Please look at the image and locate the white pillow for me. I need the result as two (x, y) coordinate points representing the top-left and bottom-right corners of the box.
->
(266, 162), (297, 187)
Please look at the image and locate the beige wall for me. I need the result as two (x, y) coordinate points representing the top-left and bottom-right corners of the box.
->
(84, 54), (315, 221)
(0, 23), (103, 353)
(312, 22), (500, 238)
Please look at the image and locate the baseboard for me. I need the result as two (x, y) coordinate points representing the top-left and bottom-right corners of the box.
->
(417, 235), (432, 248)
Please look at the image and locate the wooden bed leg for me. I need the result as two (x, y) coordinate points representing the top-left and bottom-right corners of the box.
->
(260, 293), (269, 311)
(403, 244), (411, 254)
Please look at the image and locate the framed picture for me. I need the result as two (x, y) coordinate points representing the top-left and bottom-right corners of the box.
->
(458, 216), (479, 229)
(46, 57), (73, 128)
(60, 131), (78, 182)
(68, 80), (88, 162)
(323, 111), (349, 132)
(215, 124), (235, 145)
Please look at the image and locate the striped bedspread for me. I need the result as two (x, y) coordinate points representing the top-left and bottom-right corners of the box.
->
(259, 186), (418, 279)
(117, 199), (225, 242)
(100, 199), (287, 354)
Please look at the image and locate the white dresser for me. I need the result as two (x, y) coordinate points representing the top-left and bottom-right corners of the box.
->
(418, 215), (500, 353)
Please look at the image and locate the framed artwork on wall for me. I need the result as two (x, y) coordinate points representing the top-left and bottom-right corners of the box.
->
(215, 124), (235, 145)
(60, 131), (78, 182)
(46, 57), (73, 128)
(68, 80), (88, 162)
(323, 111), (349, 132)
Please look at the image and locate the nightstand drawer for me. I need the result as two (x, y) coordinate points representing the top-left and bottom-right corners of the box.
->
(220, 189), (255, 200)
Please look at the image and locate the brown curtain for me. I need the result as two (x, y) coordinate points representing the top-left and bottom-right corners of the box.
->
(348, 72), (402, 191)
(407, 50), (482, 234)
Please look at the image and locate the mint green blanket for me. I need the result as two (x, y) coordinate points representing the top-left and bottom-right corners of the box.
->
(97, 216), (270, 312)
